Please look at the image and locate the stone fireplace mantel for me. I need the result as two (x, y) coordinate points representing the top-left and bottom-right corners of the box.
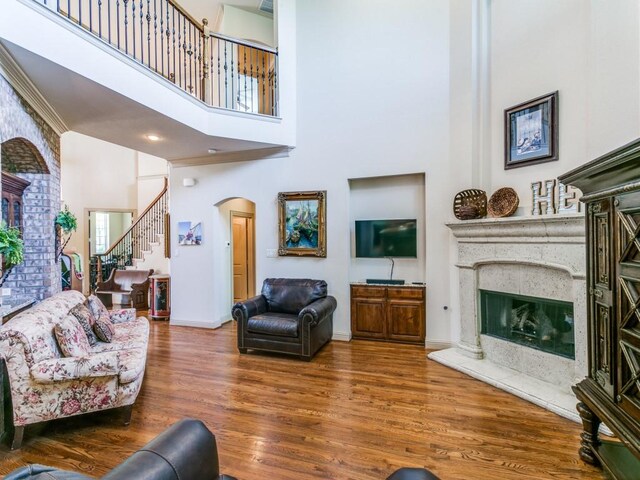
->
(430, 213), (587, 423)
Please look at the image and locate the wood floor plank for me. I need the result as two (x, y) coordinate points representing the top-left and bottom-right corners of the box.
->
(0, 321), (603, 479)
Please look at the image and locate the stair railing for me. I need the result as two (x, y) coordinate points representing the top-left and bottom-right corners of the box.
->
(90, 178), (168, 291)
(34, 0), (278, 116)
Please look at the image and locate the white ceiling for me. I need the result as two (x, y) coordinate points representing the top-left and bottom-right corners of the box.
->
(176, 0), (267, 30)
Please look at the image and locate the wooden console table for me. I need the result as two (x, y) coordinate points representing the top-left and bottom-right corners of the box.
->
(350, 283), (425, 344)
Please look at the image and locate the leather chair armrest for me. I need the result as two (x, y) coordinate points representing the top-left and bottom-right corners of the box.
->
(232, 295), (267, 323)
(299, 296), (337, 327)
(386, 468), (440, 480)
(102, 418), (234, 480)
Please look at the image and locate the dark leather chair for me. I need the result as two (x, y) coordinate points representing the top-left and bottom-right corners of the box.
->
(3, 418), (236, 480)
(232, 278), (337, 361)
(387, 467), (440, 480)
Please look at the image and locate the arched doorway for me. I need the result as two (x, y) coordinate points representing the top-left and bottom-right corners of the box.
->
(215, 197), (256, 309)
(1, 137), (53, 300)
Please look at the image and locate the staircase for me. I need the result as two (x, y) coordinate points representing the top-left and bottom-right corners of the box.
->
(90, 179), (169, 291)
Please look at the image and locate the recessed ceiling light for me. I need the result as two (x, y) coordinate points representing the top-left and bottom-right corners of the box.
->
(146, 134), (161, 142)
(208, 148), (218, 154)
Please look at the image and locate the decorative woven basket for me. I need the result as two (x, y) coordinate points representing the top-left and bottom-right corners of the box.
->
(453, 189), (487, 220)
(488, 187), (519, 217)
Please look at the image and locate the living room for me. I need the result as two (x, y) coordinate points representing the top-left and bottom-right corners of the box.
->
(1, 0), (639, 479)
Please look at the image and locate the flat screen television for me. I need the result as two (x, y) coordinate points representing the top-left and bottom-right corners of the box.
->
(355, 219), (417, 258)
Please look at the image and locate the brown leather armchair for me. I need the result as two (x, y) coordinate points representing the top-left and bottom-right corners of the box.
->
(232, 278), (337, 361)
(95, 269), (154, 309)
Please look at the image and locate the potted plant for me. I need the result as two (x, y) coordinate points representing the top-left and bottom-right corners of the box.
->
(0, 222), (24, 287)
(55, 205), (78, 261)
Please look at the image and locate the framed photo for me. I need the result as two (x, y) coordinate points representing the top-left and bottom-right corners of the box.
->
(278, 191), (326, 257)
(505, 91), (558, 169)
(177, 221), (202, 245)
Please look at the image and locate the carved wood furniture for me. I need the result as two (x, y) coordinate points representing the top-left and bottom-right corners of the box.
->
(559, 139), (640, 478)
(95, 268), (154, 309)
(350, 284), (425, 344)
(1, 172), (30, 232)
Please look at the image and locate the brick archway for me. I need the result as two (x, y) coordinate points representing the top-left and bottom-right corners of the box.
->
(1, 137), (50, 174)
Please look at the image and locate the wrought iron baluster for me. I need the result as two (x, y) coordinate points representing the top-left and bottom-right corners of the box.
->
(108, 0), (111, 44)
(182, 15), (187, 91)
(188, 22), (193, 94)
(98, 0), (103, 38)
(116, 0), (121, 49)
(226, 40), (231, 109)
(171, 5), (176, 83)
(153, 0), (157, 71)
(66, 0), (70, 18)
(89, 0), (93, 32)
(132, 0), (136, 59)
(262, 51), (266, 114)
(243, 47), (247, 111)
(217, 38), (221, 107)
(237, 44), (240, 110)
(123, 0), (128, 54)
(78, 0), (82, 26)
(139, 0), (144, 65)
(250, 47), (255, 112)
(177, 14), (182, 87)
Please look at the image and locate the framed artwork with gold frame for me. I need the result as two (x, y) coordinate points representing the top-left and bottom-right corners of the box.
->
(278, 191), (326, 257)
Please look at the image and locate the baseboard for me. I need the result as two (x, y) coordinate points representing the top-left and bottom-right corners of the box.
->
(332, 331), (352, 342)
(425, 340), (452, 350)
(169, 319), (219, 329)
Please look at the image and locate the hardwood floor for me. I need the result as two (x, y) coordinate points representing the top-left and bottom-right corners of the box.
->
(0, 321), (603, 479)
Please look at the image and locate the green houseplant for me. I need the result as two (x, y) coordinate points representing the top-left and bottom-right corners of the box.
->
(0, 222), (24, 287)
(55, 205), (78, 261)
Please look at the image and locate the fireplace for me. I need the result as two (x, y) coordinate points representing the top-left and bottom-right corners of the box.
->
(430, 214), (587, 423)
(480, 290), (575, 359)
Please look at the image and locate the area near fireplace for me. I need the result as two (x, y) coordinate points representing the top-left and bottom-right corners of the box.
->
(430, 214), (587, 423)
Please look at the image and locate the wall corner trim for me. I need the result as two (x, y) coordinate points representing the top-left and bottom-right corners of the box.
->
(332, 331), (352, 342)
(0, 44), (69, 136)
(425, 340), (452, 351)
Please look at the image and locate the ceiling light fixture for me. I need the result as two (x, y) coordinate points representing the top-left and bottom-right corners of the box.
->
(146, 134), (161, 142)
(208, 148), (218, 154)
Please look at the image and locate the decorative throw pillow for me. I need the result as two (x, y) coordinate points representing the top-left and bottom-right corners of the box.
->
(87, 294), (110, 321)
(93, 316), (115, 343)
(69, 303), (99, 346)
(54, 315), (91, 357)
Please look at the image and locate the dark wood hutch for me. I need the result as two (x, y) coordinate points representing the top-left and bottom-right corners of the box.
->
(1, 172), (30, 232)
(559, 139), (640, 479)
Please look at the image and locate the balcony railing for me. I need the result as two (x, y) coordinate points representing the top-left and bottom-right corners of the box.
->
(36, 0), (279, 116)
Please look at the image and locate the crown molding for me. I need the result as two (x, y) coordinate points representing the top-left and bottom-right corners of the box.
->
(0, 43), (69, 135)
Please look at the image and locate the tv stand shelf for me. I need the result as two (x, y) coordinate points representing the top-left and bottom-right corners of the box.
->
(350, 283), (425, 344)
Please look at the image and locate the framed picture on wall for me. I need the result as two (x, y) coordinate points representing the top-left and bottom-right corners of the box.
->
(278, 191), (326, 257)
(504, 91), (558, 170)
(177, 221), (202, 245)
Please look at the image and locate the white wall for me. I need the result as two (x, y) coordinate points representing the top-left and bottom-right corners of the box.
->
(61, 132), (138, 287)
(169, 0), (452, 343)
(218, 5), (274, 47)
(349, 174), (425, 284)
(61, 132), (168, 291)
(488, 0), (640, 212)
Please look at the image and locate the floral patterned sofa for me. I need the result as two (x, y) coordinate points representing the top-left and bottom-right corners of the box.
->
(0, 290), (149, 449)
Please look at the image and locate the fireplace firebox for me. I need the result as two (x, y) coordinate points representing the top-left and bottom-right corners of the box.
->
(480, 289), (574, 359)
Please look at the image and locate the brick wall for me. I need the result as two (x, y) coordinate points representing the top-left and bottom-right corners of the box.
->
(0, 74), (61, 300)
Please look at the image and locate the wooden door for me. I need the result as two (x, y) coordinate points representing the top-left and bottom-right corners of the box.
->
(232, 213), (255, 304)
(615, 191), (640, 422)
(587, 197), (615, 398)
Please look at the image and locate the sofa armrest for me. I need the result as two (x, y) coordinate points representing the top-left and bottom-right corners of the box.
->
(30, 351), (120, 383)
(299, 296), (337, 327)
(110, 308), (137, 324)
(232, 295), (267, 323)
(102, 418), (236, 480)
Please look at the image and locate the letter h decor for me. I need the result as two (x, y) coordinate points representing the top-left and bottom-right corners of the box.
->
(531, 180), (556, 215)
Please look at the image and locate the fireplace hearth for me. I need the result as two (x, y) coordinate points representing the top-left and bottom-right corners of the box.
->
(430, 214), (587, 423)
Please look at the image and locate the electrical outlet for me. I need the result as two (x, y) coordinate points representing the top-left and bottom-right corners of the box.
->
(266, 249), (278, 258)
(2, 288), (11, 296)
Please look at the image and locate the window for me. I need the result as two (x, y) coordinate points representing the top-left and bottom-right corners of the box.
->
(94, 212), (110, 254)
(236, 74), (260, 113)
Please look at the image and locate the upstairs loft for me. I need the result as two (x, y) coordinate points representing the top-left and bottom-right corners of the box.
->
(0, 0), (296, 165)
